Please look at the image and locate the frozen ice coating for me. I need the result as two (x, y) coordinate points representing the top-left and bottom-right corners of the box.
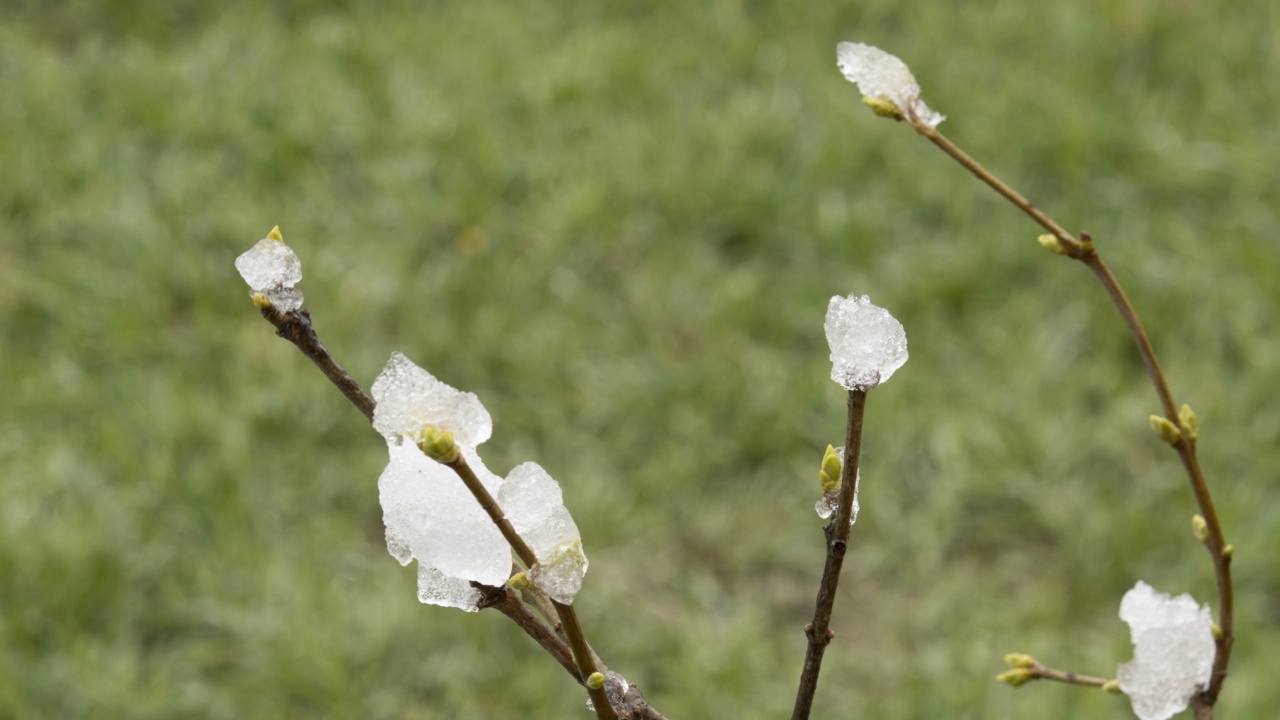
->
(1117, 581), (1215, 720)
(836, 41), (945, 128)
(378, 442), (510, 611)
(372, 352), (493, 449)
(815, 464), (860, 525)
(235, 236), (304, 310)
(825, 294), (908, 391)
(499, 462), (587, 603)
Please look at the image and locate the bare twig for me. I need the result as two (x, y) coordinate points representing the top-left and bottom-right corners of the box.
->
(791, 389), (869, 720)
(997, 654), (1114, 690)
(250, 298), (621, 720)
(909, 118), (1234, 713)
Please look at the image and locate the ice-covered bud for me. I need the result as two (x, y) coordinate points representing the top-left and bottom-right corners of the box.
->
(417, 425), (459, 464)
(836, 41), (945, 128)
(1191, 514), (1209, 544)
(509, 571), (531, 590)
(235, 226), (304, 311)
(1117, 581), (1215, 720)
(372, 352), (493, 450)
(815, 464), (860, 525)
(819, 444), (842, 493)
(1179, 404), (1198, 441)
(499, 462), (588, 604)
(825, 294), (908, 391)
(1149, 415), (1182, 445)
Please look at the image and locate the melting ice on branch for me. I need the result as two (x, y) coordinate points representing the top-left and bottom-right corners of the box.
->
(836, 41), (945, 128)
(1117, 581), (1215, 720)
(370, 352), (588, 609)
(825, 294), (908, 391)
(234, 227), (304, 311)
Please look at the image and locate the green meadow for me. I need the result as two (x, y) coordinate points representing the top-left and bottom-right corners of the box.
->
(2, 1), (1277, 717)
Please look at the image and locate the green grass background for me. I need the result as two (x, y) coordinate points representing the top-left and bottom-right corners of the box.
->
(2, 1), (1277, 717)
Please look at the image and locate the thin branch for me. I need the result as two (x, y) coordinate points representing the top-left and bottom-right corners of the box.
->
(254, 304), (375, 422)
(791, 389), (869, 720)
(249, 298), (621, 720)
(908, 119), (1234, 710)
(477, 583), (581, 678)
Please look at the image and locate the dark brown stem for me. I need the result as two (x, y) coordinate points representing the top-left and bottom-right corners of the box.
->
(791, 389), (869, 720)
(255, 304), (375, 422)
(910, 121), (1234, 711)
(477, 584), (580, 678)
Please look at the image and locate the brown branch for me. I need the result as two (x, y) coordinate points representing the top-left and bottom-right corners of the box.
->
(997, 655), (1114, 690)
(908, 119), (1234, 712)
(250, 298), (622, 720)
(791, 389), (869, 720)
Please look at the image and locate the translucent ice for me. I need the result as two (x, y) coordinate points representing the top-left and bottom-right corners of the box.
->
(234, 234), (304, 310)
(499, 462), (587, 603)
(836, 41), (945, 128)
(1117, 581), (1215, 720)
(825, 294), (908, 391)
(371, 352), (493, 450)
(378, 442), (510, 611)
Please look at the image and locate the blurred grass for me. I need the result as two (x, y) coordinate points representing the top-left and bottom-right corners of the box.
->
(1, 0), (1278, 717)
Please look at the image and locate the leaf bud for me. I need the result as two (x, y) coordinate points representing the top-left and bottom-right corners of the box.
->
(1191, 514), (1209, 543)
(1179, 403), (1198, 441)
(586, 672), (606, 690)
(1149, 415), (1182, 445)
(417, 425), (459, 464)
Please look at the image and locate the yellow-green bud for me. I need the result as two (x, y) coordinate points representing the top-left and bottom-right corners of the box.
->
(251, 291), (272, 310)
(1192, 514), (1209, 543)
(1037, 234), (1069, 255)
(509, 571), (530, 590)
(1179, 403), (1198, 441)
(861, 95), (902, 120)
(266, 225), (284, 242)
(1149, 415), (1182, 445)
(1102, 679), (1122, 695)
(1211, 623), (1223, 641)
(1222, 544), (1234, 560)
(586, 672), (606, 690)
(417, 425), (459, 463)
(995, 668), (1035, 687)
(1003, 653), (1036, 669)
(819, 445), (843, 492)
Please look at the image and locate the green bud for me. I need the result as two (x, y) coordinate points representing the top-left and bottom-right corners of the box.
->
(1003, 653), (1036, 669)
(586, 672), (606, 690)
(509, 571), (530, 590)
(1037, 234), (1069, 255)
(1192, 514), (1209, 543)
(995, 668), (1035, 687)
(1149, 415), (1182, 445)
(251, 291), (272, 310)
(1179, 403), (1198, 441)
(417, 425), (459, 463)
(1211, 623), (1223, 641)
(819, 445), (843, 492)
(1102, 679), (1122, 695)
(861, 95), (902, 120)
(1222, 544), (1234, 560)
(266, 225), (284, 242)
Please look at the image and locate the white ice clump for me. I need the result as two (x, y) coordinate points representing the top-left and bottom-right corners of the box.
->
(825, 294), (908, 391)
(836, 41), (945, 128)
(378, 442), (509, 611)
(235, 233), (304, 310)
(372, 352), (492, 449)
(815, 470), (860, 525)
(500, 462), (588, 604)
(1117, 581), (1215, 720)
(371, 352), (507, 611)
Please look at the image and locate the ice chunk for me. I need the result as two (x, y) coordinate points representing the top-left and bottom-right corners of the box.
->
(499, 462), (587, 603)
(235, 233), (304, 310)
(1117, 581), (1215, 720)
(378, 442), (510, 611)
(372, 352), (493, 450)
(836, 41), (945, 128)
(825, 294), (908, 391)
